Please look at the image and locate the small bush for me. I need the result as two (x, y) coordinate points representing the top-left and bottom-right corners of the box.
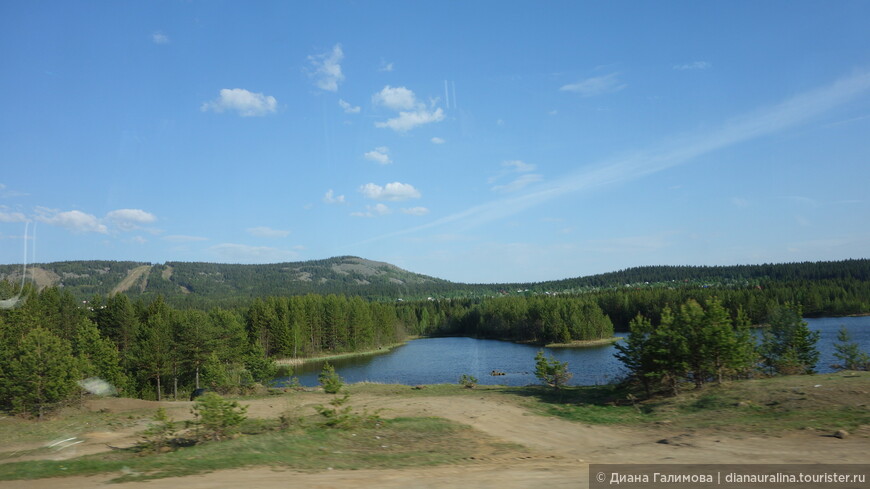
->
(139, 408), (178, 453)
(535, 350), (573, 390)
(191, 392), (248, 442)
(318, 362), (344, 394)
(458, 374), (478, 389)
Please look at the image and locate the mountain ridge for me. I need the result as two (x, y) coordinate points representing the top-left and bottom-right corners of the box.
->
(1, 256), (868, 307)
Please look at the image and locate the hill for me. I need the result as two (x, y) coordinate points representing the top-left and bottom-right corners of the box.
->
(0, 256), (450, 306)
(1, 257), (868, 308)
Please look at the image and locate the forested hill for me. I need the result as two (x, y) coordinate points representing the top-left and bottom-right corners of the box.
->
(0, 256), (449, 306)
(0, 257), (868, 308)
(525, 259), (870, 292)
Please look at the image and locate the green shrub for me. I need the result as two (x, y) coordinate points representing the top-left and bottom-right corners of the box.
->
(318, 362), (344, 394)
(140, 408), (178, 453)
(458, 374), (478, 389)
(191, 392), (248, 442)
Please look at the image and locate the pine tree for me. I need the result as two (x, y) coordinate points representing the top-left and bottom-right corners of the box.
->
(534, 350), (572, 390)
(614, 314), (660, 397)
(6, 328), (79, 418)
(760, 303), (820, 375)
(74, 318), (128, 395)
(134, 313), (173, 400)
(832, 326), (870, 371)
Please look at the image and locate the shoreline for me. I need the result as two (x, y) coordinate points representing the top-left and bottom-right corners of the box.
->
(544, 336), (623, 348)
(274, 339), (413, 367)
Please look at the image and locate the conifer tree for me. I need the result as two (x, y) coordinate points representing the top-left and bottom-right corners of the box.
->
(760, 303), (820, 375)
(6, 327), (79, 418)
(832, 326), (870, 371)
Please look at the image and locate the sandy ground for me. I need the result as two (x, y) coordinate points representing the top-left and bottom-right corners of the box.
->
(1, 393), (867, 489)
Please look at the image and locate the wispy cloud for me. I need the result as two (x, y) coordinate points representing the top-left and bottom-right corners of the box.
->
(364, 146), (392, 165)
(0, 210), (27, 223)
(247, 226), (290, 238)
(356, 71), (870, 245)
(338, 99), (360, 114)
(152, 31), (170, 44)
(379, 59), (394, 72)
(163, 235), (208, 242)
(308, 44), (344, 92)
(351, 203), (391, 218)
(489, 160), (543, 193)
(37, 209), (107, 234)
(492, 173), (543, 193)
(210, 243), (299, 263)
(731, 197), (750, 208)
(201, 88), (277, 117)
(360, 182), (421, 201)
(323, 189), (346, 204)
(105, 209), (157, 231)
(401, 207), (429, 216)
(560, 72), (626, 97)
(0, 183), (28, 199)
(373, 85), (444, 132)
(430, 137), (445, 144)
(373, 86), (416, 110)
(673, 61), (711, 71)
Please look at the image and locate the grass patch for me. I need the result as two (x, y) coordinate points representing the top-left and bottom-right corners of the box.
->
(511, 371), (870, 434)
(0, 416), (483, 482)
(0, 408), (148, 457)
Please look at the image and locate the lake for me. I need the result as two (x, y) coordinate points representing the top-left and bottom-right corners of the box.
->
(277, 316), (870, 387)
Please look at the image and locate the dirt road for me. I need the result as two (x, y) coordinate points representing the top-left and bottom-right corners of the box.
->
(1, 393), (867, 488)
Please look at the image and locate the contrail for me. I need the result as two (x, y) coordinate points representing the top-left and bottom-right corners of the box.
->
(352, 70), (870, 247)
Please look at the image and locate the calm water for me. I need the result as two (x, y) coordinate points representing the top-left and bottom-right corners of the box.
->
(277, 316), (870, 387)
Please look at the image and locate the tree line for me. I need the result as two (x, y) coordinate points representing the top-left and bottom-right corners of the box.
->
(0, 288), (410, 416)
(400, 295), (614, 344)
(614, 299), (845, 398)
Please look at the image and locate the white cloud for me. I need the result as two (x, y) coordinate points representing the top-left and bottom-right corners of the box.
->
(373, 86), (445, 132)
(731, 197), (750, 208)
(351, 203), (392, 218)
(402, 207), (429, 216)
(38, 210), (107, 234)
(673, 61), (711, 71)
(0, 210), (27, 223)
(560, 73), (626, 97)
(210, 243), (299, 263)
(247, 226), (290, 238)
(128, 236), (147, 244)
(338, 99), (360, 114)
(308, 44), (344, 92)
(502, 160), (536, 173)
(355, 71), (870, 246)
(364, 146), (392, 165)
(163, 235), (208, 242)
(360, 182), (421, 201)
(105, 208), (157, 231)
(152, 31), (170, 44)
(375, 107), (445, 132)
(489, 160), (542, 192)
(323, 189), (346, 204)
(491, 173), (543, 193)
(379, 60), (394, 72)
(430, 137), (445, 144)
(201, 88), (278, 117)
(372, 86), (417, 110)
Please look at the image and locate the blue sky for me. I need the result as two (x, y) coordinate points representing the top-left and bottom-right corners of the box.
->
(1, 1), (869, 283)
